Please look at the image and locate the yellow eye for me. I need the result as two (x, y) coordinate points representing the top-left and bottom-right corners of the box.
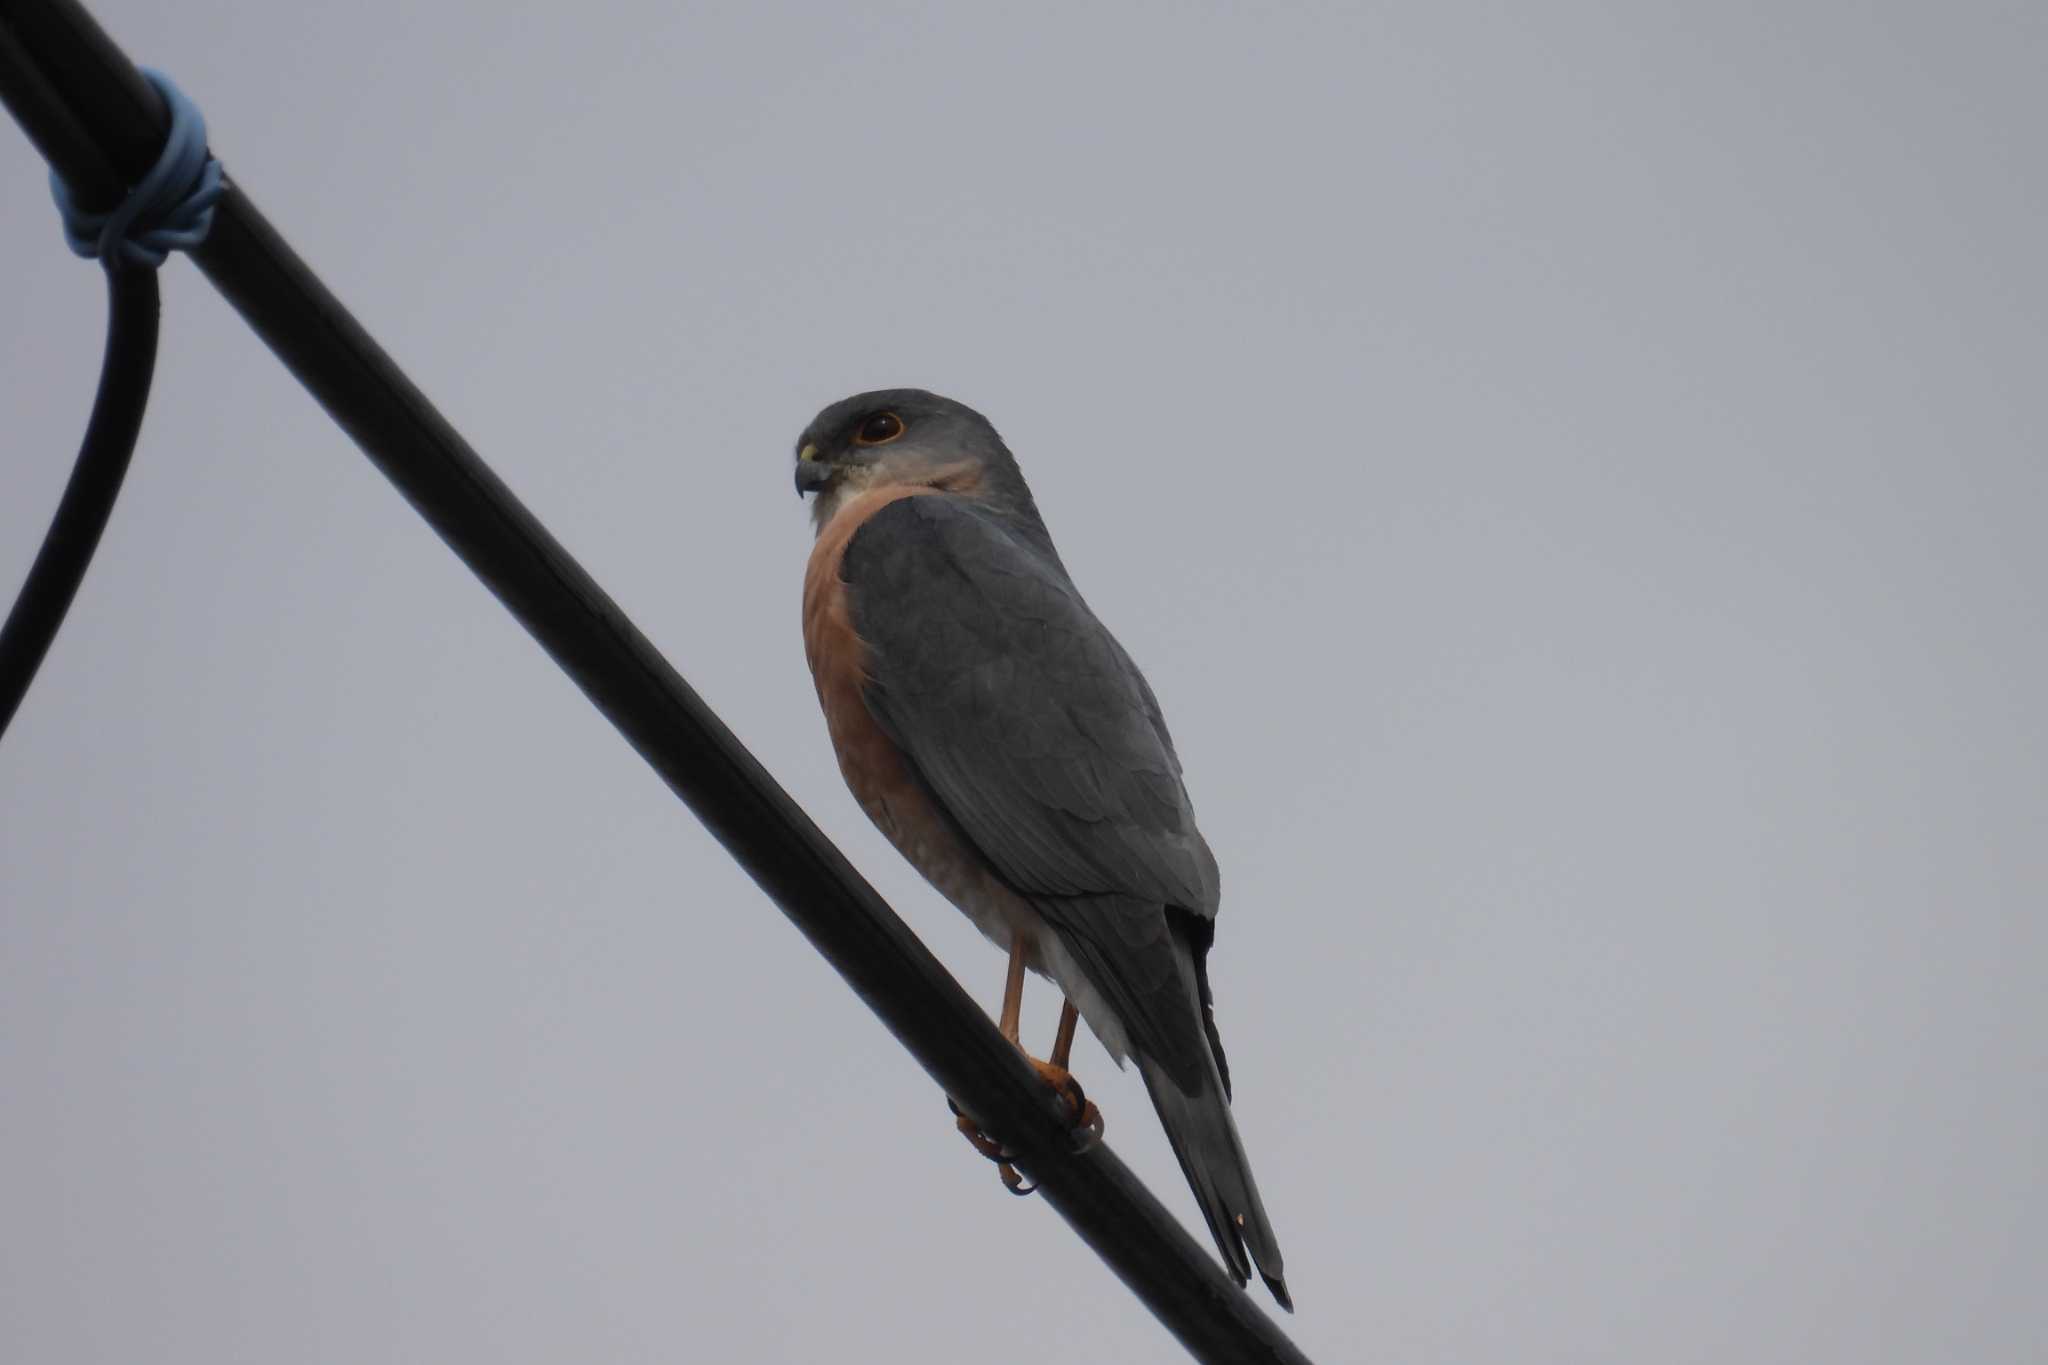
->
(852, 411), (905, 446)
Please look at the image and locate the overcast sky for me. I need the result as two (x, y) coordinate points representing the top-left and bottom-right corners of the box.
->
(4, 3), (2044, 1362)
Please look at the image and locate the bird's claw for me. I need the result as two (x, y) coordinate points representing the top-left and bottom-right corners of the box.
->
(949, 1099), (1035, 1194)
(1031, 1059), (1106, 1149)
(947, 1062), (1105, 1197)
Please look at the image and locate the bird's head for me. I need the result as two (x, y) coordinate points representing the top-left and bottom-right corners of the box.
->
(794, 389), (1039, 534)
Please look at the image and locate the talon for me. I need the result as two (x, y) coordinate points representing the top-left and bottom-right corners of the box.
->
(1029, 1058), (1106, 1145)
(1076, 1099), (1105, 1147)
(952, 1107), (1012, 1164)
(950, 1102), (1037, 1195)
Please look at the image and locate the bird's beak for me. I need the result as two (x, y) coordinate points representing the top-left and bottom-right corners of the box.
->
(794, 444), (832, 496)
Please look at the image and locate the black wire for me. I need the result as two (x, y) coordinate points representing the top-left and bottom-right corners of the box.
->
(0, 265), (159, 742)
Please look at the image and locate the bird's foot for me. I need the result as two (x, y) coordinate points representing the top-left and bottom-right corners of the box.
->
(949, 1099), (1034, 1195)
(947, 1059), (1105, 1198)
(1029, 1057), (1105, 1147)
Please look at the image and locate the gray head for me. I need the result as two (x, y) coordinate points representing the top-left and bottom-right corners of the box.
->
(793, 389), (1048, 541)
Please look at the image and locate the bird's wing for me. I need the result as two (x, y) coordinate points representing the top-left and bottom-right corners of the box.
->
(841, 494), (1219, 1085)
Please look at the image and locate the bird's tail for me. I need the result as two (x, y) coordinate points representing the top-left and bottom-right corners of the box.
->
(1137, 1032), (1292, 1310)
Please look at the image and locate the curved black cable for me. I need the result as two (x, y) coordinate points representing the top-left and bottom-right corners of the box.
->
(0, 265), (159, 742)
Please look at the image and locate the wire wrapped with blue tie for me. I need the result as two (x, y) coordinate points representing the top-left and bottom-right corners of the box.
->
(48, 67), (221, 269)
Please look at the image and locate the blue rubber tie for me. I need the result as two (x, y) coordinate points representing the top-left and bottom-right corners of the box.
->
(49, 68), (224, 270)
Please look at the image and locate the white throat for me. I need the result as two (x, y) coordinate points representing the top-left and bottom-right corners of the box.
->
(808, 464), (887, 536)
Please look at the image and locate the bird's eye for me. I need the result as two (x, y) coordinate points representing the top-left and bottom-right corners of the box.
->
(852, 411), (905, 446)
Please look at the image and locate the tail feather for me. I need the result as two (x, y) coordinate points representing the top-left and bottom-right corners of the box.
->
(1049, 905), (1291, 1306)
(1137, 1052), (1291, 1310)
(1137, 909), (1290, 1309)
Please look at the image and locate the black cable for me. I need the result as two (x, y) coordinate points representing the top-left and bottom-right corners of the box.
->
(0, 265), (158, 741)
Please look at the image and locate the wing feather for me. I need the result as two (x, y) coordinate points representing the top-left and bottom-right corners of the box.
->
(842, 496), (1219, 1086)
(843, 497), (1212, 907)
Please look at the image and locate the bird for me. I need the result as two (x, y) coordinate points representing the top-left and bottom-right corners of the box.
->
(793, 388), (1289, 1308)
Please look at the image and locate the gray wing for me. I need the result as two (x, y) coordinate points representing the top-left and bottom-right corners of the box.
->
(844, 495), (1290, 1301)
(841, 495), (1219, 1086)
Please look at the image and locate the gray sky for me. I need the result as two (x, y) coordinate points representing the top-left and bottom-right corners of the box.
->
(4, 3), (2044, 1361)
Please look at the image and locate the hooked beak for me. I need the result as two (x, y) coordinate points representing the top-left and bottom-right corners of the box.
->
(794, 444), (833, 496)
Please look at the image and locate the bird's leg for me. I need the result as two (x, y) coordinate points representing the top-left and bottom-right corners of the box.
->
(951, 943), (1102, 1195)
(954, 937), (1037, 1192)
(1031, 999), (1104, 1143)
(997, 934), (1026, 1045)
(1050, 997), (1080, 1069)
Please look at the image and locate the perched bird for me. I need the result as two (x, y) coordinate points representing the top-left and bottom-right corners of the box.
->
(794, 389), (1289, 1308)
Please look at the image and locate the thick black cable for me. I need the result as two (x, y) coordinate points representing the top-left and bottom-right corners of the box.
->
(0, 266), (158, 741)
(0, 6), (1315, 1360)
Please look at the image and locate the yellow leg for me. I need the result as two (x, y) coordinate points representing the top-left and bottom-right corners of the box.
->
(1050, 998), (1080, 1070)
(997, 936), (1027, 1045)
